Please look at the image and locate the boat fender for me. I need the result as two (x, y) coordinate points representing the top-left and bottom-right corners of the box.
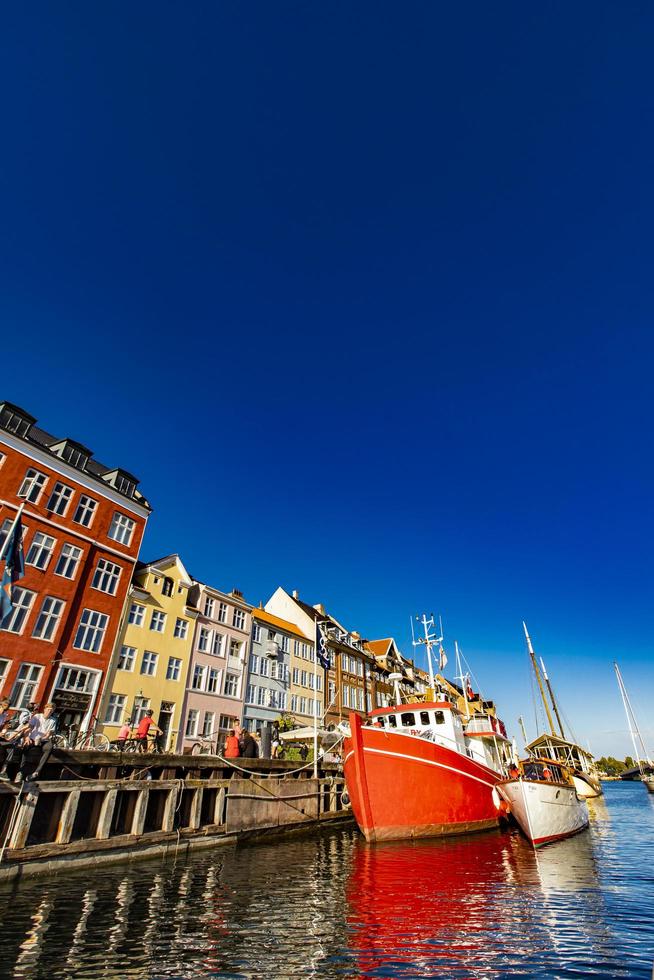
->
(341, 790), (350, 807)
(492, 787), (501, 811)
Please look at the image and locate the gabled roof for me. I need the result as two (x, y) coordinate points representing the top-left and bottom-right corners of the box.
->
(366, 638), (394, 658)
(253, 607), (311, 640)
(136, 554), (193, 587)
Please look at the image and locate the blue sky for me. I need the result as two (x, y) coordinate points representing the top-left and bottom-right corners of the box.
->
(1, 2), (653, 757)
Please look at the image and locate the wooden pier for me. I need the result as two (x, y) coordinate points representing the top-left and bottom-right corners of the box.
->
(0, 748), (352, 882)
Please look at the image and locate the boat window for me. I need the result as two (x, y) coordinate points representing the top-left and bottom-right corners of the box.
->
(420, 711), (430, 725)
(401, 712), (415, 726)
(377, 717), (385, 727)
(434, 711), (445, 725)
(388, 715), (397, 727)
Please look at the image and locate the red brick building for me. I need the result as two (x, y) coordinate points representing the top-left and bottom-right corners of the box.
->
(0, 401), (151, 731)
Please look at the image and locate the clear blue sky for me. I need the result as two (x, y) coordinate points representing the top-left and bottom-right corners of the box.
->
(2, 3), (652, 757)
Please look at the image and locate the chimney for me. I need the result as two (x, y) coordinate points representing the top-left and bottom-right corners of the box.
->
(292, 590), (299, 599)
(231, 588), (243, 599)
(314, 603), (326, 616)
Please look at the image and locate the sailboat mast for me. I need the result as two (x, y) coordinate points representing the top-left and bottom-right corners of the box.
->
(523, 622), (556, 736)
(540, 656), (566, 738)
(614, 662), (651, 771)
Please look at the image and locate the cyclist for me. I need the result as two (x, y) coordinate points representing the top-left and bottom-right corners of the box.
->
(136, 710), (163, 752)
(115, 718), (133, 751)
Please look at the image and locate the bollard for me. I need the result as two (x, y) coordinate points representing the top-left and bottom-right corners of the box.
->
(260, 722), (272, 759)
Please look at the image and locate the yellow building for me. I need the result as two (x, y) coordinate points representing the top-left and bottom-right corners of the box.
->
(99, 554), (197, 749)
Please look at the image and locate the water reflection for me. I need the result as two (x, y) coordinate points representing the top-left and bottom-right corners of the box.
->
(0, 784), (652, 979)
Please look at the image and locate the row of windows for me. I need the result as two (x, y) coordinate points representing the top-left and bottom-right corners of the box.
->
(203, 596), (247, 630)
(0, 659), (101, 711)
(184, 709), (234, 739)
(127, 603), (189, 638)
(0, 521), (125, 592)
(117, 645), (183, 680)
(291, 667), (323, 691)
(245, 685), (287, 710)
(0, 587), (112, 652)
(342, 684), (366, 711)
(248, 655), (289, 682)
(16, 467), (136, 545)
(191, 664), (241, 698)
(341, 654), (365, 678)
(290, 695), (320, 716)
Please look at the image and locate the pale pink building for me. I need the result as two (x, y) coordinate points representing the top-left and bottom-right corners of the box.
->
(177, 581), (251, 752)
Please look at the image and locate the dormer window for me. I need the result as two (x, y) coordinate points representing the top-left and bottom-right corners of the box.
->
(49, 439), (91, 471)
(102, 468), (138, 499)
(0, 403), (35, 439)
(162, 577), (174, 597)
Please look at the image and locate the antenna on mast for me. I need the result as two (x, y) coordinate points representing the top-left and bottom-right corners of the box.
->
(412, 613), (443, 690)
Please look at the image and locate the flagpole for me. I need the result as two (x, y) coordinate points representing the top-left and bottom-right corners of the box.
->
(313, 625), (319, 779)
(0, 503), (25, 563)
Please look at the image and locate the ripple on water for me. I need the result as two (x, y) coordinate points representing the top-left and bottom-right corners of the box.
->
(0, 782), (652, 979)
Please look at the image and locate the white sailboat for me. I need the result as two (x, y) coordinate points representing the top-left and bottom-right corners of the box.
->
(522, 623), (603, 798)
(614, 662), (654, 793)
(498, 757), (589, 848)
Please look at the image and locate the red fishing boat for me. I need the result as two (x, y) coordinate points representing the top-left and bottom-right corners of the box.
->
(343, 616), (513, 842)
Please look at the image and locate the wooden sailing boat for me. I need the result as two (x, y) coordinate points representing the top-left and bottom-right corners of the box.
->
(614, 662), (654, 793)
(522, 623), (603, 799)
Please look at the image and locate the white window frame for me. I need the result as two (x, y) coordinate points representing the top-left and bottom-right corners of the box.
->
(108, 511), (136, 547)
(25, 531), (56, 570)
(1, 587), (36, 634)
(31, 596), (65, 641)
(192, 664), (207, 690)
(166, 656), (182, 681)
(105, 693), (127, 725)
(224, 672), (239, 697)
(46, 481), (74, 516)
(207, 667), (220, 693)
(128, 603), (145, 627)
(17, 468), (48, 504)
(185, 709), (199, 738)
(174, 617), (188, 640)
(150, 610), (166, 633)
(117, 645), (136, 671)
(233, 608), (245, 630)
(10, 663), (43, 708)
(252, 624), (261, 643)
(73, 494), (97, 528)
(54, 542), (83, 579)
(73, 608), (109, 653)
(140, 651), (158, 676)
(91, 558), (122, 596)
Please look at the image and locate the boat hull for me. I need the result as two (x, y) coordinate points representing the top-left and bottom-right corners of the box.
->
(498, 778), (589, 848)
(572, 773), (603, 799)
(343, 712), (505, 842)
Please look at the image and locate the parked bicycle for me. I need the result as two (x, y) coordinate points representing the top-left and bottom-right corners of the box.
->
(190, 732), (220, 755)
(58, 715), (111, 752)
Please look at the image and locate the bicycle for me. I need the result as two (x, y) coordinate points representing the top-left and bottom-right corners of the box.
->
(190, 732), (219, 756)
(64, 716), (111, 752)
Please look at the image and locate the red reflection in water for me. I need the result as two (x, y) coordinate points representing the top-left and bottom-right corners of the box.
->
(346, 830), (535, 979)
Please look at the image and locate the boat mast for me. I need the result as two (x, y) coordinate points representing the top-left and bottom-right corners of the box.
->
(454, 641), (470, 718)
(614, 662), (652, 773)
(412, 614), (442, 690)
(539, 656), (566, 738)
(523, 622), (556, 736)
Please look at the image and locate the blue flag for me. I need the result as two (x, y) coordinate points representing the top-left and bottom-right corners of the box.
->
(315, 619), (330, 670)
(0, 514), (25, 622)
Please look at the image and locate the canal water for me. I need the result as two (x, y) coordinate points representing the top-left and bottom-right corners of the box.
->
(0, 782), (652, 979)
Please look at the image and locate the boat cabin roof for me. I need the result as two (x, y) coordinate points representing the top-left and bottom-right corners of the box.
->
(370, 701), (456, 717)
(526, 733), (593, 759)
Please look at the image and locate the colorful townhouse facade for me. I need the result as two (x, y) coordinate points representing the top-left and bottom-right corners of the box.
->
(178, 583), (252, 752)
(99, 555), (197, 749)
(242, 607), (299, 733)
(0, 401), (150, 732)
(265, 587), (370, 728)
